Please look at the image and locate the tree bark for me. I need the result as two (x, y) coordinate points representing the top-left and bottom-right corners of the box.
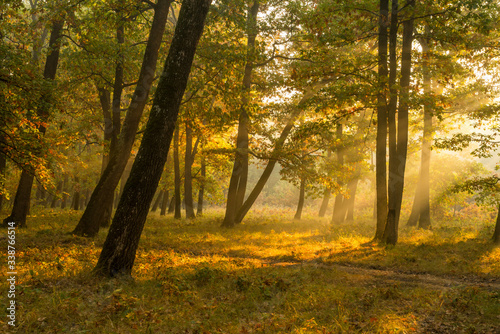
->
(383, 0), (414, 245)
(72, 0), (171, 237)
(173, 127), (182, 219)
(294, 177), (305, 220)
(3, 18), (64, 228)
(94, 0), (211, 277)
(222, 1), (259, 228)
(375, 0), (389, 240)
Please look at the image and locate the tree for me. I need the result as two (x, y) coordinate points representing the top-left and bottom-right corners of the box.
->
(382, 0), (415, 245)
(374, 0), (389, 240)
(72, 0), (171, 236)
(222, 0), (259, 228)
(407, 27), (433, 230)
(94, 0), (212, 277)
(3, 15), (65, 228)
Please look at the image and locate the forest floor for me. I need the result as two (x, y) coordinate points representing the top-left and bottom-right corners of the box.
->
(0, 207), (499, 333)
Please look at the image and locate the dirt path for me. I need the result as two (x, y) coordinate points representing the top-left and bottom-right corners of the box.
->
(266, 260), (500, 291)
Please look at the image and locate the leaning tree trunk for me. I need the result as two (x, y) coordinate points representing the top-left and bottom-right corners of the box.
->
(222, 1), (259, 228)
(294, 177), (306, 220)
(3, 19), (64, 228)
(383, 0), (414, 245)
(94, 0), (211, 277)
(151, 190), (163, 212)
(374, 0), (389, 241)
(234, 80), (332, 224)
(72, 0), (171, 237)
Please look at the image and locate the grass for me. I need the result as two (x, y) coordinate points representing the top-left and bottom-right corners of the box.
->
(1, 207), (499, 333)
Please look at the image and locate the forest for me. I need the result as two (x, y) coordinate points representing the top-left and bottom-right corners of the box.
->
(1, 0), (500, 332)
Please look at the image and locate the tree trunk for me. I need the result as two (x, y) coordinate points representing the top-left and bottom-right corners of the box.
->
(375, 0), (389, 240)
(318, 188), (331, 218)
(234, 81), (331, 224)
(173, 127), (182, 219)
(50, 180), (62, 208)
(3, 19), (64, 228)
(72, 177), (81, 211)
(383, 0), (414, 245)
(493, 203), (500, 244)
(332, 123), (346, 224)
(416, 29), (432, 230)
(383, 0), (400, 244)
(72, 0), (171, 237)
(294, 177), (305, 220)
(318, 150), (332, 217)
(151, 190), (163, 212)
(160, 190), (169, 216)
(168, 194), (175, 213)
(345, 178), (359, 222)
(184, 124), (196, 218)
(197, 155), (206, 216)
(94, 0), (211, 277)
(61, 173), (69, 209)
(222, 1), (259, 228)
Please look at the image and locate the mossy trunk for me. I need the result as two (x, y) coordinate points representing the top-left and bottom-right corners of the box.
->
(94, 0), (211, 277)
